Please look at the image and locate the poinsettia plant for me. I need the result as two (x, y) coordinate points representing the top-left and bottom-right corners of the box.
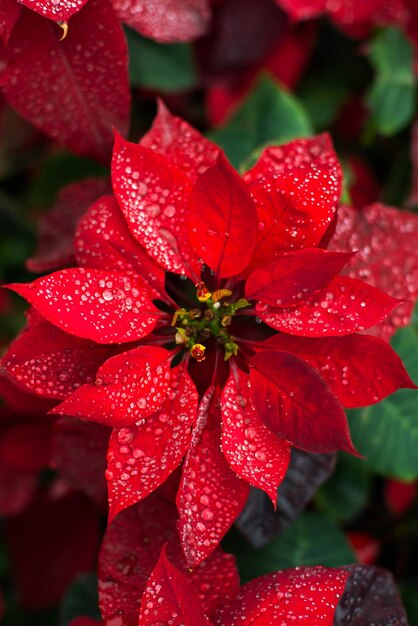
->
(2, 105), (415, 573)
(2, 2), (418, 624)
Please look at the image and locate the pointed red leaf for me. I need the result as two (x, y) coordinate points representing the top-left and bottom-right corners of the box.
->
(247, 164), (341, 271)
(245, 248), (354, 306)
(257, 276), (401, 336)
(189, 153), (258, 278)
(75, 195), (166, 299)
(52, 417), (109, 505)
(245, 133), (339, 185)
(50, 346), (171, 428)
(28, 178), (110, 274)
(214, 566), (349, 625)
(19, 0), (88, 21)
(112, 134), (201, 278)
(177, 389), (250, 567)
(113, 0), (211, 43)
(249, 350), (357, 454)
(262, 333), (416, 408)
(221, 370), (291, 505)
(99, 495), (239, 626)
(329, 203), (418, 340)
(0, 0), (130, 162)
(107, 365), (198, 523)
(3, 320), (117, 399)
(139, 547), (212, 625)
(141, 101), (219, 182)
(7, 268), (160, 344)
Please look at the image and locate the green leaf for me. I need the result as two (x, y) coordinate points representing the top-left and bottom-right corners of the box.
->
(366, 27), (416, 136)
(236, 511), (354, 583)
(210, 75), (312, 169)
(315, 454), (372, 523)
(59, 573), (101, 626)
(126, 28), (197, 92)
(349, 327), (418, 480)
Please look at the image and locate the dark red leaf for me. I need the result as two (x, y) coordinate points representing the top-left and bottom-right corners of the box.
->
(7, 268), (160, 344)
(69, 619), (103, 626)
(51, 346), (171, 428)
(113, 0), (211, 43)
(141, 101), (219, 182)
(5, 491), (100, 610)
(52, 417), (109, 506)
(19, 0), (88, 21)
(0, 421), (51, 472)
(214, 565), (349, 625)
(112, 134), (201, 279)
(262, 333), (416, 408)
(28, 178), (110, 274)
(106, 364), (198, 523)
(0, 0), (130, 162)
(335, 565), (408, 625)
(189, 153), (258, 278)
(2, 320), (117, 399)
(75, 194), (166, 300)
(257, 276), (401, 336)
(249, 350), (357, 454)
(177, 389), (250, 567)
(139, 547), (212, 625)
(221, 370), (291, 504)
(329, 203), (418, 340)
(245, 248), (354, 306)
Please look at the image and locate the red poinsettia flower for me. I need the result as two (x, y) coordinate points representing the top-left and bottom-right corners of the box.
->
(3, 104), (414, 567)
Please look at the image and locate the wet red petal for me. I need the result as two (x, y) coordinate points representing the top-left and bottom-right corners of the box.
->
(19, 0), (88, 21)
(75, 195), (166, 300)
(221, 370), (291, 504)
(3, 320), (117, 399)
(257, 276), (401, 336)
(245, 248), (354, 307)
(261, 334), (416, 408)
(28, 178), (110, 274)
(113, 0), (211, 43)
(246, 163), (341, 271)
(249, 350), (357, 454)
(139, 547), (211, 625)
(52, 417), (109, 506)
(112, 133), (201, 278)
(107, 365), (198, 523)
(51, 346), (171, 428)
(7, 268), (160, 344)
(99, 493), (239, 625)
(141, 101), (219, 182)
(189, 153), (258, 278)
(0, 0), (130, 162)
(214, 566), (349, 625)
(329, 203), (418, 340)
(177, 389), (250, 567)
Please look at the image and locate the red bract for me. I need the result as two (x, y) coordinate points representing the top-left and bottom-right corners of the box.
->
(139, 546), (349, 625)
(329, 203), (418, 340)
(4, 104), (413, 566)
(19, 0), (88, 21)
(0, 0), (130, 162)
(112, 0), (211, 43)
